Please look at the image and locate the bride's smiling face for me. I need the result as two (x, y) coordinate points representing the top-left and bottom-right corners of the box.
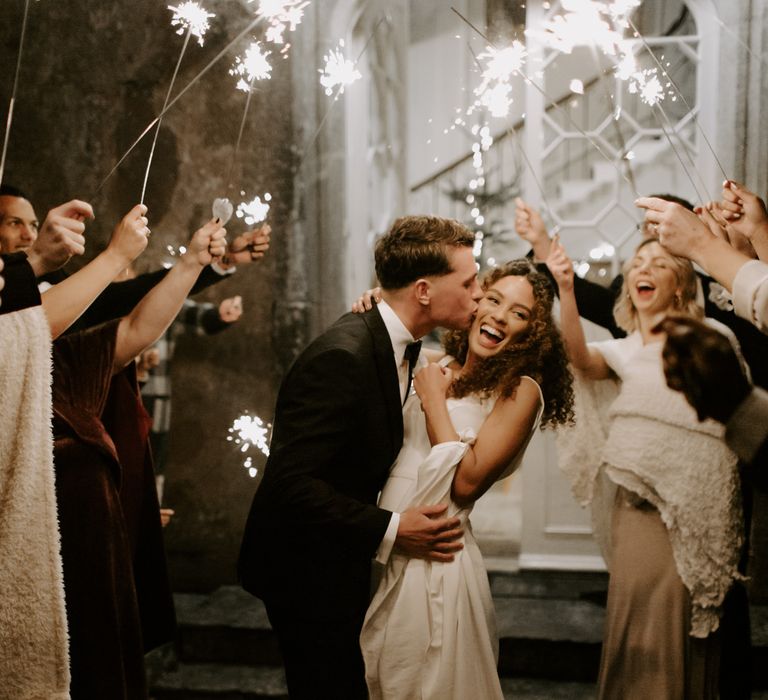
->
(468, 275), (535, 358)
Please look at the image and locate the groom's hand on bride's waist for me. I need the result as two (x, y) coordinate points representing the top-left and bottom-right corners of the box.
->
(394, 504), (463, 562)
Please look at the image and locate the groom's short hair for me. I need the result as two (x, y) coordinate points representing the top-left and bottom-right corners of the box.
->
(374, 216), (475, 290)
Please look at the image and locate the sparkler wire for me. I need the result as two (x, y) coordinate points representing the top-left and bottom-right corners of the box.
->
(651, 99), (710, 204)
(588, 44), (638, 195)
(94, 13), (266, 197)
(0, 0), (31, 187)
(451, 6), (640, 198)
(225, 74), (258, 191)
(140, 25), (193, 205)
(625, 16), (729, 184)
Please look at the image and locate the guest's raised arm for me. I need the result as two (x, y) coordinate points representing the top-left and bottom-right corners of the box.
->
(25, 200), (91, 277)
(41, 204), (149, 338)
(636, 196), (753, 291)
(112, 218), (226, 370)
(546, 235), (610, 378)
(719, 180), (768, 262)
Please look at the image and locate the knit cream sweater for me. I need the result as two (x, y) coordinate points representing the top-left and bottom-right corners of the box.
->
(0, 307), (70, 698)
(558, 331), (743, 638)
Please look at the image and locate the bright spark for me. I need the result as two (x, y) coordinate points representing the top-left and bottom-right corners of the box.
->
(236, 193), (271, 225)
(250, 0), (310, 45)
(472, 42), (526, 120)
(319, 39), (362, 97)
(227, 413), (272, 476)
(477, 42), (527, 87)
(625, 66), (667, 106)
(168, 2), (215, 46)
(230, 41), (272, 90)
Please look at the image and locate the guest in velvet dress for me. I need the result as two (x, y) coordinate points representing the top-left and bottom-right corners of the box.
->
(50, 216), (227, 698)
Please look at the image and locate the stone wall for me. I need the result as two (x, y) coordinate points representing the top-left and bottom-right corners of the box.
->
(0, 0), (296, 591)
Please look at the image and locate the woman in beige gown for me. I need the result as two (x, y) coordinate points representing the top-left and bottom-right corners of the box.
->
(547, 236), (744, 699)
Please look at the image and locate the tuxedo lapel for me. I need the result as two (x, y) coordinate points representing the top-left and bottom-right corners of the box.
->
(362, 306), (404, 459)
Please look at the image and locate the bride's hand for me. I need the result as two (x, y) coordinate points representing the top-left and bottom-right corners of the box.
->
(414, 362), (452, 411)
(351, 287), (382, 313)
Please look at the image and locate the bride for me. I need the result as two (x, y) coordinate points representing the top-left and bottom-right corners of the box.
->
(359, 259), (574, 699)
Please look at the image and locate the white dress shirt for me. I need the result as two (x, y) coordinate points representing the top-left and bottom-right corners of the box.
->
(374, 299), (419, 564)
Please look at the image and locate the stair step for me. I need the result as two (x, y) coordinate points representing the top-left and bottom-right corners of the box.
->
(152, 576), (768, 693)
(150, 663), (287, 700)
(150, 661), (600, 700)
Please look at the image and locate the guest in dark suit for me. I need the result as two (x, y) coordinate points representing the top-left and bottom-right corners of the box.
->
(238, 215), (483, 699)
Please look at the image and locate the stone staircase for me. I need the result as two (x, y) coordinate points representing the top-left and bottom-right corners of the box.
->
(148, 569), (768, 699)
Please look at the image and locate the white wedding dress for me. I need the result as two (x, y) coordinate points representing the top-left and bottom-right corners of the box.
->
(361, 370), (544, 700)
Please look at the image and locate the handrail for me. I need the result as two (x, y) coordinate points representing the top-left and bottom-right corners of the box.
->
(409, 72), (603, 193)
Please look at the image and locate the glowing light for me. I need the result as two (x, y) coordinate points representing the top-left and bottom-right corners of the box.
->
(608, 0), (642, 22)
(251, 0), (310, 45)
(570, 78), (585, 94)
(626, 67), (666, 105)
(229, 41), (272, 91)
(477, 42), (527, 85)
(236, 193), (271, 225)
(168, 2), (215, 46)
(319, 39), (362, 97)
(472, 42), (526, 120)
(477, 82), (513, 118)
(534, 0), (623, 56)
(227, 413), (272, 476)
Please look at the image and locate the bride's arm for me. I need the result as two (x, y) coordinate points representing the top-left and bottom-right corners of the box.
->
(449, 382), (540, 507)
(415, 366), (541, 507)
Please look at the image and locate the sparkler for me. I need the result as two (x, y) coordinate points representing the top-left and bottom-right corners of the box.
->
(319, 39), (362, 98)
(227, 412), (272, 478)
(471, 42), (526, 119)
(140, 3), (214, 205)
(295, 16), (385, 173)
(219, 41), (273, 203)
(0, 0), (32, 187)
(625, 15), (728, 184)
(169, 1), (214, 45)
(231, 41), (273, 89)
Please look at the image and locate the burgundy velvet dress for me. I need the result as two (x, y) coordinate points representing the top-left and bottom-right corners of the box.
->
(52, 320), (175, 699)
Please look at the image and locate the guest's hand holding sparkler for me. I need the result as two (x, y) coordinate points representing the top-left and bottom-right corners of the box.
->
(220, 223), (271, 267)
(514, 198), (552, 261)
(106, 204), (152, 268)
(637, 196), (753, 292)
(545, 234), (574, 293)
(26, 199), (93, 276)
(39, 204), (150, 338)
(181, 218), (227, 269)
(719, 180), (768, 262)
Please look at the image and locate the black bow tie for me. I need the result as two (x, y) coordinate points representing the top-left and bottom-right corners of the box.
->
(403, 340), (422, 403)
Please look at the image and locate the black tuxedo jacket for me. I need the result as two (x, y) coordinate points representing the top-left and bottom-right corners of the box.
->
(238, 306), (402, 618)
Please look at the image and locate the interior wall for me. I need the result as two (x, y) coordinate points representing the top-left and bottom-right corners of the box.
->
(0, 0), (293, 591)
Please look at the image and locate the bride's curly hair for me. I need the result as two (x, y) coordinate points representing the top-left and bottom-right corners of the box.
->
(442, 259), (574, 429)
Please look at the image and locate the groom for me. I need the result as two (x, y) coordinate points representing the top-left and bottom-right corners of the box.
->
(238, 215), (482, 698)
